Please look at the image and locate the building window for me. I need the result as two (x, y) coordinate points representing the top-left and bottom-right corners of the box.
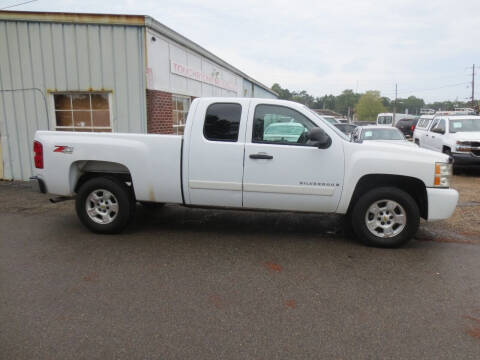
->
(53, 92), (112, 132)
(172, 95), (191, 135)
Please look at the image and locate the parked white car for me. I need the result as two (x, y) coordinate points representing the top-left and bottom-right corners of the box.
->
(415, 113), (480, 167)
(352, 125), (417, 148)
(263, 122), (307, 142)
(32, 98), (458, 248)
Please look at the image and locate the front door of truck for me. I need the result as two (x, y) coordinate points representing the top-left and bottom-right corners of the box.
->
(423, 118), (439, 150)
(429, 119), (446, 152)
(242, 102), (344, 213)
(184, 99), (249, 207)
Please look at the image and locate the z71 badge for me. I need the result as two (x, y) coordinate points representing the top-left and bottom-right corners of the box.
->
(53, 145), (74, 154)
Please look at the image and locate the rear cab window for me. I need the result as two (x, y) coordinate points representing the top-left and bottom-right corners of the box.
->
(203, 103), (242, 142)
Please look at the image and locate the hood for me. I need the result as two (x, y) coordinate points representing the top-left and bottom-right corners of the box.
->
(370, 140), (418, 148)
(355, 139), (449, 163)
(449, 132), (480, 141)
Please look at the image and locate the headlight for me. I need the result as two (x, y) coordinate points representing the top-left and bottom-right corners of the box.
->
(434, 162), (452, 188)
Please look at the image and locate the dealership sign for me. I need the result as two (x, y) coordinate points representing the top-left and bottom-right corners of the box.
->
(170, 61), (238, 93)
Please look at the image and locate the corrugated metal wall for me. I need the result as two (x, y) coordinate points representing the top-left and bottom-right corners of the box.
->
(253, 84), (277, 99)
(0, 20), (146, 180)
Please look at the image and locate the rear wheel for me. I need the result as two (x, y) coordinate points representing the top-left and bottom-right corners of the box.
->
(76, 176), (135, 234)
(351, 187), (420, 248)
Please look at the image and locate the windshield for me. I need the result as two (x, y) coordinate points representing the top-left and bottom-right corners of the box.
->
(304, 108), (349, 140)
(449, 118), (480, 133)
(377, 116), (393, 125)
(323, 117), (338, 125)
(362, 128), (405, 140)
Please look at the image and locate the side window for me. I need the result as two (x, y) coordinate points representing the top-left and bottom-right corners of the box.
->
(433, 119), (446, 133)
(252, 104), (315, 144)
(204, 103), (242, 142)
(429, 119), (439, 131)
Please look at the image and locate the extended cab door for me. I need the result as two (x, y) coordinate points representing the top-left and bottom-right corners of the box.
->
(242, 101), (344, 213)
(183, 99), (249, 207)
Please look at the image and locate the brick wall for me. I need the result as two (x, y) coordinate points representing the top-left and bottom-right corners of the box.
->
(146, 89), (173, 134)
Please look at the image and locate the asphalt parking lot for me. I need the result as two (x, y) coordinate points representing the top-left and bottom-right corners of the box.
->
(1, 175), (479, 359)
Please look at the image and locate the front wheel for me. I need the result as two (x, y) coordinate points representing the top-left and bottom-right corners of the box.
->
(351, 187), (420, 248)
(76, 176), (135, 234)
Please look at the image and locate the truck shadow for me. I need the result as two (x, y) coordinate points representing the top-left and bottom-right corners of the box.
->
(455, 168), (480, 177)
(129, 204), (350, 240)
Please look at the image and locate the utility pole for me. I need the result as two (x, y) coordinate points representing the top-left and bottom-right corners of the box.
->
(393, 83), (397, 125)
(471, 64), (475, 107)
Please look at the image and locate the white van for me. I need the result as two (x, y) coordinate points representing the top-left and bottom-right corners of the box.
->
(376, 113), (417, 126)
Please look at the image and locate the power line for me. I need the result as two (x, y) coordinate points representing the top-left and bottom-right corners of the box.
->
(0, 0), (37, 10)
(381, 81), (470, 97)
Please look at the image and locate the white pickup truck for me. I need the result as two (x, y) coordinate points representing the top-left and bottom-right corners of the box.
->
(32, 98), (459, 248)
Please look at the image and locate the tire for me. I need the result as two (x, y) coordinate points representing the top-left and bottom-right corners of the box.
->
(75, 176), (135, 234)
(351, 187), (420, 248)
(414, 138), (420, 145)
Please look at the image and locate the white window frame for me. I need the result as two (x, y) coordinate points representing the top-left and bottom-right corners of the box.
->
(172, 94), (191, 135)
(49, 92), (113, 132)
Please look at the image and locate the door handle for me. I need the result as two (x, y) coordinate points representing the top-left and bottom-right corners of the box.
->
(249, 153), (273, 160)
(432, 136), (435, 139)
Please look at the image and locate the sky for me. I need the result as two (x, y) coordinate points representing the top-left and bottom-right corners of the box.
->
(2, 0), (480, 103)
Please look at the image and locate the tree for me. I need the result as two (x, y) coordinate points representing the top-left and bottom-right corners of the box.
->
(355, 91), (386, 121)
(335, 89), (361, 115)
(271, 83), (292, 100)
(314, 94), (336, 110)
(291, 90), (315, 108)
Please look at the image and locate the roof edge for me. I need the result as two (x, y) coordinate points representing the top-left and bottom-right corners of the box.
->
(0, 10), (145, 26)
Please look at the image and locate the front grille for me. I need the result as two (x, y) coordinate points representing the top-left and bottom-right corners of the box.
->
(459, 141), (480, 147)
(472, 150), (480, 156)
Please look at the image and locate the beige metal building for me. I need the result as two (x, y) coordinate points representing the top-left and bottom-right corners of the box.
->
(0, 11), (276, 180)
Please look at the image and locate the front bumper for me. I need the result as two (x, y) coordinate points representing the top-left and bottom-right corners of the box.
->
(451, 152), (480, 167)
(426, 188), (458, 221)
(29, 176), (47, 194)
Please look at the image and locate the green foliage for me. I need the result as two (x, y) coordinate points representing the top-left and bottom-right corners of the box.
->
(271, 83), (292, 100)
(270, 83), (472, 116)
(355, 91), (386, 121)
(334, 90), (362, 115)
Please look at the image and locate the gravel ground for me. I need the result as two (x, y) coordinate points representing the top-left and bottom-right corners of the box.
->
(418, 170), (480, 244)
(0, 176), (479, 359)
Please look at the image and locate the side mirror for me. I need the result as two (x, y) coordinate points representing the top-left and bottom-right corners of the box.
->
(307, 128), (332, 149)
